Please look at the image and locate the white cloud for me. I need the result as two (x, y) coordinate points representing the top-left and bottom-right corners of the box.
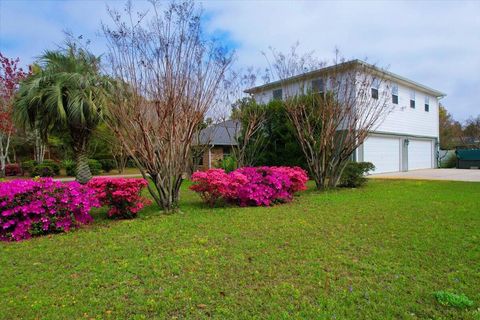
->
(1, 0), (479, 120)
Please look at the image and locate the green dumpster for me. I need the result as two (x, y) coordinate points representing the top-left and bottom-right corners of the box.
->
(456, 148), (480, 169)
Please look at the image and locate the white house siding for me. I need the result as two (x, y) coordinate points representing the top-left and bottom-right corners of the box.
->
(374, 81), (439, 139)
(249, 65), (442, 173)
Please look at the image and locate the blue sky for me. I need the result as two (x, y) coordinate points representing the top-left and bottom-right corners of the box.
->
(1, 0), (479, 121)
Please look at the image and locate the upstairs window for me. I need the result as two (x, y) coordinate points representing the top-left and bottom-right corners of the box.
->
(424, 96), (430, 112)
(272, 88), (283, 101)
(391, 83), (399, 104)
(410, 90), (415, 108)
(311, 79), (324, 94)
(371, 79), (379, 99)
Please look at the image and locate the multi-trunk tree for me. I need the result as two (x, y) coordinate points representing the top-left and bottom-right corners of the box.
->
(263, 46), (392, 189)
(103, 1), (232, 212)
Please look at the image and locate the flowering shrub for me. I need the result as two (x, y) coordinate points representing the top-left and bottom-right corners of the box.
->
(190, 166), (308, 207)
(88, 178), (150, 219)
(0, 178), (99, 241)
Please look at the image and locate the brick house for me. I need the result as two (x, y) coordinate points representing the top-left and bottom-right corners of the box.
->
(194, 120), (240, 170)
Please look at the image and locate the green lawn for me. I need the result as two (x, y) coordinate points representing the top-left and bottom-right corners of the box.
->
(1, 180), (479, 319)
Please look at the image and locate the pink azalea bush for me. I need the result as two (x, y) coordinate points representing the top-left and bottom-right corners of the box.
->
(0, 178), (99, 241)
(88, 178), (151, 219)
(190, 166), (308, 207)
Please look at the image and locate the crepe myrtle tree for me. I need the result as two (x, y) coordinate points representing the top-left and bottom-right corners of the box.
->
(0, 53), (28, 177)
(103, 1), (232, 212)
(262, 46), (392, 189)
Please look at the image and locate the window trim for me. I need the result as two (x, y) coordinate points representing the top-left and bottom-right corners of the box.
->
(410, 90), (415, 109)
(311, 78), (324, 94)
(391, 83), (399, 105)
(424, 96), (430, 112)
(272, 88), (283, 101)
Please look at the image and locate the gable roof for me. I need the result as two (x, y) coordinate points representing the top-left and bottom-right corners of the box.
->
(244, 59), (446, 98)
(198, 119), (241, 146)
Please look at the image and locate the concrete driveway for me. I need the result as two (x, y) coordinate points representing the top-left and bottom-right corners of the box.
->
(368, 168), (480, 182)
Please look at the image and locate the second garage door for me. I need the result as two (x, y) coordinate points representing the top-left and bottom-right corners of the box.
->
(408, 139), (433, 170)
(363, 136), (401, 173)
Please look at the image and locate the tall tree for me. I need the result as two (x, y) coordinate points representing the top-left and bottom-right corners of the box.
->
(263, 46), (392, 189)
(461, 115), (480, 147)
(103, 1), (232, 212)
(0, 53), (28, 177)
(14, 45), (110, 183)
(439, 104), (462, 149)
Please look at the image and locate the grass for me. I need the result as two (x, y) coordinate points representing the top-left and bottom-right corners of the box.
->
(1, 179), (479, 319)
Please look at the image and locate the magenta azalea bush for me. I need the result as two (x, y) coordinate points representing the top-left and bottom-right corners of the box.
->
(0, 178), (99, 241)
(88, 178), (151, 219)
(190, 166), (308, 207)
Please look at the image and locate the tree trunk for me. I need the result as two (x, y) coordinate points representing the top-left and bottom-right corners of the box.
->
(34, 128), (46, 164)
(75, 150), (92, 184)
(0, 132), (11, 178)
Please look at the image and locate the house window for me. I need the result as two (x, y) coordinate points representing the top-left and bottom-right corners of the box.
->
(410, 90), (415, 108)
(424, 96), (430, 112)
(272, 88), (283, 100)
(222, 146), (231, 158)
(392, 83), (398, 104)
(371, 79), (379, 99)
(311, 79), (324, 94)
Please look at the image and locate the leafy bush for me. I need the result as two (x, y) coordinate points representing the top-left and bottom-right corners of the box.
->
(5, 163), (22, 176)
(41, 160), (60, 175)
(440, 154), (457, 168)
(0, 178), (99, 241)
(21, 160), (36, 173)
(339, 162), (375, 188)
(31, 164), (55, 177)
(99, 159), (115, 173)
(88, 178), (151, 219)
(434, 291), (474, 309)
(219, 155), (237, 173)
(190, 166), (308, 207)
(88, 159), (102, 175)
(62, 159), (76, 176)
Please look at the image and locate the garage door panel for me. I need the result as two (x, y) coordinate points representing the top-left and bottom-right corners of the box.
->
(408, 140), (432, 170)
(363, 136), (400, 173)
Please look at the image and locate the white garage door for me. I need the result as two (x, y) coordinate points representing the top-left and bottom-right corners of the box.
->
(408, 139), (433, 170)
(363, 136), (400, 173)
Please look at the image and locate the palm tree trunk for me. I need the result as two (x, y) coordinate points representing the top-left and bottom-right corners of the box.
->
(75, 150), (91, 184)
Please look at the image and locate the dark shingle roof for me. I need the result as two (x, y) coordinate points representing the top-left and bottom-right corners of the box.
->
(198, 120), (241, 146)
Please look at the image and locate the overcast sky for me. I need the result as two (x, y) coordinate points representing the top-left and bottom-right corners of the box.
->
(1, 0), (479, 121)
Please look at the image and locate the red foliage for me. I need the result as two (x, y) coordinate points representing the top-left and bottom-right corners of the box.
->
(88, 178), (151, 219)
(5, 163), (21, 176)
(0, 53), (28, 134)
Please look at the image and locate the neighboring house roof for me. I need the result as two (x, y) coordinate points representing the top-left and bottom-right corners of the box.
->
(198, 119), (241, 146)
(244, 59), (446, 98)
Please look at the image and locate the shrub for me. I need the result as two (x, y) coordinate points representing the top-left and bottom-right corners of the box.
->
(190, 166), (308, 207)
(339, 162), (375, 188)
(88, 178), (150, 219)
(5, 163), (22, 176)
(41, 160), (60, 175)
(434, 291), (474, 309)
(0, 178), (99, 241)
(219, 155), (237, 173)
(440, 153), (457, 168)
(88, 159), (102, 175)
(31, 164), (56, 177)
(62, 159), (76, 176)
(21, 160), (36, 173)
(99, 159), (115, 173)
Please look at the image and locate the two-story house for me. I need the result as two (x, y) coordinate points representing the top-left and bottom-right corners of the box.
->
(245, 60), (446, 173)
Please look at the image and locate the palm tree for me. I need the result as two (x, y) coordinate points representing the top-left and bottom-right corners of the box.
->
(14, 45), (110, 184)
